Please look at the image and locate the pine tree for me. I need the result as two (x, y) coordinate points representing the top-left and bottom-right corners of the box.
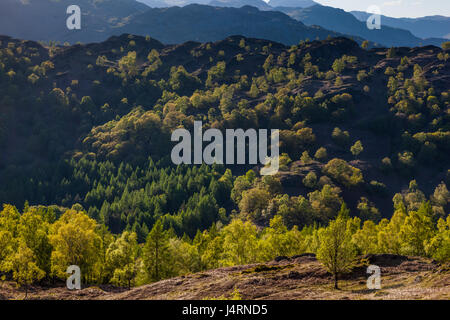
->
(143, 220), (172, 282)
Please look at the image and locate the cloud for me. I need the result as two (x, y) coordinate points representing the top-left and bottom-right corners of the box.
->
(382, 0), (403, 7)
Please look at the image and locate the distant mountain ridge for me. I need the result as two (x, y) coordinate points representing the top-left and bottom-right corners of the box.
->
(208, 0), (272, 10)
(113, 4), (351, 45)
(0, 0), (149, 43)
(0, 0), (448, 47)
(138, 0), (317, 7)
(268, 0), (315, 7)
(351, 11), (450, 40)
(0, 1), (362, 45)
(278, 5), (447, 47)
(136, 0), (449, 46)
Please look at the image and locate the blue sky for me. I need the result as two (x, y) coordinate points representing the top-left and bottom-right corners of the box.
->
(313, 0), (450, 18)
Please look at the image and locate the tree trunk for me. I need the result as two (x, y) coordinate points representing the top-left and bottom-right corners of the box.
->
(334, 273), (339, 290)
(25, 285), (28, 299)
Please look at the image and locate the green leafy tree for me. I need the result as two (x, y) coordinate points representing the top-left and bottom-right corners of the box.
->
(352, 220), (379, 255)
(258, 216), (304, 261)
(425, 216), (450, 262)
(106, 231), (140, 289)
(399, 201), (436, 256)
(238, 188), (271, 222)
(303, 171), (317, 189)
(118, 51), (138, 78)
(314, 147), (327, 161)
(378, 205), (407, 254)
(350, 140), (363, 157)
(220, 219), (258, 266)
(3, 241), (45, 298)
(317, 204), (356, 289)
(49, 210), (102, 283)
(18, 209), (52, 275)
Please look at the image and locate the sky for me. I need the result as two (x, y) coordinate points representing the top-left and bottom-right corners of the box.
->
(313, 0), (450, 18)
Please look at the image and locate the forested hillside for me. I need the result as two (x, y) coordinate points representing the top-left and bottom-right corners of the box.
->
(0, 33), (449, 289)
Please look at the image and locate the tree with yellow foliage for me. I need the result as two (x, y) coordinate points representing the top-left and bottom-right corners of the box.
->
(220, 219), (258, 266)
(0, 204), (21, 237)
(425, 215), (450, 262)
(18, 209), (52, 275)
(377, 202), (407, 254)
(106, 231), (140, 289)
(258, 215), (305, 261)
(317, 204), (357, 289)
(352, 220), (380, 255)
(2, 241), (45, 299)
(399, 201), (436, 256)
(49, 210), (102, 283)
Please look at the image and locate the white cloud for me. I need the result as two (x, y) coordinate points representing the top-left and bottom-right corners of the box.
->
(382, 0), (403, 7)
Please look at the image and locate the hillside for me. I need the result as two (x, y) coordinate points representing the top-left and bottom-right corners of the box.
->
(1, 254), (448, 300)
(0, 32), (449, 297)
(0, 33), (449, 236)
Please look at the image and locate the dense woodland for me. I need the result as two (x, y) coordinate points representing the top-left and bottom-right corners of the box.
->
(0, 33), (449, 289)
(0, 197), (448, 289)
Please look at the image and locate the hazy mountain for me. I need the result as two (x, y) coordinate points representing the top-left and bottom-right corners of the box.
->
(0, 1), (358, 45)
(137, 0), (211, 7)
(115, 4), (350, 45)
(0, 0), (446, 47)
(279, 5), (447, 47)
(268, 0), (315, 8)
(351, 11), (450, 40)
(208, 0), (272, 10)
(0, 0), (149, 43)
(136, 0), (169, 7)
(139, 0), (317, 9)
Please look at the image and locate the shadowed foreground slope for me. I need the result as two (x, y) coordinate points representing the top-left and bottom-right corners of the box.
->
(1, 254), (448, 300)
